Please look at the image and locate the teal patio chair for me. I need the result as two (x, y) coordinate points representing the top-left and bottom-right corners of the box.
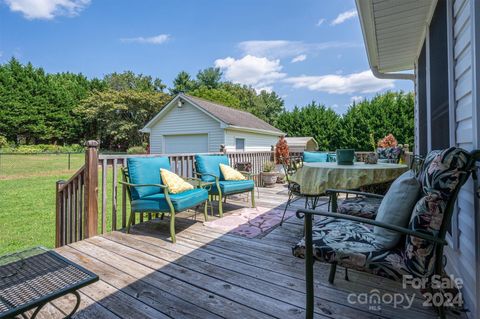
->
(120, 157), (209, 243)
(194, 154), (255, 217)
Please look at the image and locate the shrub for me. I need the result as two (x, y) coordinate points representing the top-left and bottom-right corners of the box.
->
(0, 144), (84, 153)
(127, 146), (147, 154)
(0, 135), (8, 148)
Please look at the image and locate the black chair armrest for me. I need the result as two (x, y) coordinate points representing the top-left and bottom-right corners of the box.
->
(325, 189), (384, 199)
(296, 209), (447, 246)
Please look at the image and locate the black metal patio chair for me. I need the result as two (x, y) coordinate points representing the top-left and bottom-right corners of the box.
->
(293, 147), (480, 319)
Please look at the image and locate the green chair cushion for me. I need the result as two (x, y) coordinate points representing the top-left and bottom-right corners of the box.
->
(211, 180), (255, 195)
(127, 157), (171, 199)
(303, 152), (328, 163)
(195, 155), (229, 182)
(131, 188), (208, 212)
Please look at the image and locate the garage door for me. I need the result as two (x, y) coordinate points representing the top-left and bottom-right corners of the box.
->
(164, 134), (208, 154)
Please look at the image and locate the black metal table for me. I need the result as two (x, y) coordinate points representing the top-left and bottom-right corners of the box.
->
(0, 247), (98, 319)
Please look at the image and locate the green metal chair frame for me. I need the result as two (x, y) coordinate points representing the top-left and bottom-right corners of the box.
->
(120, 167), (208, 243)
(297, 150), (480, 319)
(279, 155), (328, 226)
(193, 169), (255, 217)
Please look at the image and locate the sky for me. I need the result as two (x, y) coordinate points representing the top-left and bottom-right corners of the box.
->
(0, 0), (413, 113)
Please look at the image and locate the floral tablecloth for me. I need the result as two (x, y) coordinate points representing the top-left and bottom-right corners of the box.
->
(290, 162), (408, 195)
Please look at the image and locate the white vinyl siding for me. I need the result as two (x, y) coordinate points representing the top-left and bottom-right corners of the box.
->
(148, 101), (224, 154)
(224, 130), (279, 152)
(444, 0), (478, 317)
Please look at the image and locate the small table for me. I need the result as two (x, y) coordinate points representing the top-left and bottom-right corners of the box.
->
(291, 162), (408, 196)
(0, 247), (98, 319)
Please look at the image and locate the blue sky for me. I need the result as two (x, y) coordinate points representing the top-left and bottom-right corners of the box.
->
(0, 0), (413, 113)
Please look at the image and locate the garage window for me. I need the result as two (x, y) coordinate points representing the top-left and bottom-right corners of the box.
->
(235, 138), (245, 151)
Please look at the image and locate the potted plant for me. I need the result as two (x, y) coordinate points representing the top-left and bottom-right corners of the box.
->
(261, 161), (278, 188)
(275, 136), (289, 182)
(377, 134), (403, 163)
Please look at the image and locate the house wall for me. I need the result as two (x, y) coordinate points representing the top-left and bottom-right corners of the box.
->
(224, 129), (279, 152)
(425, 0), (479, 317)
(148, 100), (224, 154)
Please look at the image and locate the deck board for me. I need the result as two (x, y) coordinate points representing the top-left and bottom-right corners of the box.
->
(53, 185), (465, 319)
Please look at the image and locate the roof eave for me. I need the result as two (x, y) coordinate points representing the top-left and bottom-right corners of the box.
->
(226, 125), (284, 136)
(355, 0), (435, 78)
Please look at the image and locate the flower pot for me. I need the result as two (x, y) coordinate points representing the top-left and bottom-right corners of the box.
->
(275, 164), (285, 183)
(262, 172), (278, 188)
(336, 149), (355, 165)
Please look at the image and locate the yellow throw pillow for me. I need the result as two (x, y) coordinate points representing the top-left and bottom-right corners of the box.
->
(160, 168), (194, 194)
(219, 163), (246, 181)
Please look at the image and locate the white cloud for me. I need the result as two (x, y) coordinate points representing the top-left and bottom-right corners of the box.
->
(4, 0), (90, 20)
(238, 40), (358, 59)
(331, 104), (339, 109)
(331, 9), (358, 26)
(214, 55), (286, 92)
(316, 18), (326, 26)
(350, 95), (364, 103)
(120, 34), (170, 45)
(284, 70), (395, 94)
(291, 54), (307, 63)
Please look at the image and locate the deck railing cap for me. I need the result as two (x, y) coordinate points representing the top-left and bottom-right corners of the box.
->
(85, 140), (99, 148)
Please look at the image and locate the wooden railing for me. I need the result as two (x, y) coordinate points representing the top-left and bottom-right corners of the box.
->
(55, 142), (414, 247)
(55, 141), (98, 247)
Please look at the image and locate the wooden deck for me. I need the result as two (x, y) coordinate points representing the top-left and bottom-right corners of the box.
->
(42, 186), (464, 319)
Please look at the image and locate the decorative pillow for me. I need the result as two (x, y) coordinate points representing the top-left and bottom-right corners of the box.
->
(303, 152), (328, 163)
(374, 170), (420, 248)
(219, 163), (246, 181)
(160, 169), (194, 194)
(405, 147), (471, 277)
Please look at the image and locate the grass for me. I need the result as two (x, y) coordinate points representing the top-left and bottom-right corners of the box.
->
(0, 154), (133, 255)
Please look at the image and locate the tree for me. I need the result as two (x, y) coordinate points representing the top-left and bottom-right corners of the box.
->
(104, 71), (166, 92)
(170, 71), (195, 94)
(0, 58), (94, 144)
(341, 91), (414, 150)
(196, 67), (222, 89)
(76, 90), (171, 150)
(276, 102), (343, 150)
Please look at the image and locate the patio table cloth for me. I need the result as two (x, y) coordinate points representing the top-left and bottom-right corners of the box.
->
(290, 162), (408, 195)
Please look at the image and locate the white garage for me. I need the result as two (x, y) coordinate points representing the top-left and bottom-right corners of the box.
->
(141, 94), (284, 154)
(164, 134), (208, 154)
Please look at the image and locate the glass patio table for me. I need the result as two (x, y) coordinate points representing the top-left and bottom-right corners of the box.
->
(290, 161), (408, 196)
(0, 247), (98, 319)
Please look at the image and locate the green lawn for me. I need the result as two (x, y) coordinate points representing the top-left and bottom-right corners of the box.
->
(0, 154), (131, 255)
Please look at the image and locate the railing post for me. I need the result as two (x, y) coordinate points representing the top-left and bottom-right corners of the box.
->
(84, 140), (99, 239)
(55, 180), (66, 247)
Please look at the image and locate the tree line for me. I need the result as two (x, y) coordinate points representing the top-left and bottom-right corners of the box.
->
(0, 58), (414, 151)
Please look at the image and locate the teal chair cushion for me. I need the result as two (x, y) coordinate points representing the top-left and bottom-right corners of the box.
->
(211, 180), (255, 195)
(195, 155), (229, 182)
(127, 157), (171, 199)
(131, 188), (208, 212)
(303, 152), (328, 163)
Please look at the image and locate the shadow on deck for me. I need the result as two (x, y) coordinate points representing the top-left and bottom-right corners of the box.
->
(43, 185), (465, 319)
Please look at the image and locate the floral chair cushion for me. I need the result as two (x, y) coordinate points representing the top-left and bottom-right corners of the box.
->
(292, 217), (410, 281)
(405, 147), (470, 278)
(337, 197), (382, 219)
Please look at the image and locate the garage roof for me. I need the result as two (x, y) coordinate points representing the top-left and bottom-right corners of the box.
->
(356, 0), (437, 73)
(183, 95), (283, 134)
(142, 94), (284, 135)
